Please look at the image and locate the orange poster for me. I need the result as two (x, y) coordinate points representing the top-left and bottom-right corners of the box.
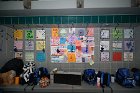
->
(67, 52), (76, 63)
(52, 27), (59, 38)
(14, 30), (23, 39)
(75, 40), (81, 46)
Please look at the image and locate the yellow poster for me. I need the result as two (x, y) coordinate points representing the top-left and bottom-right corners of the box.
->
(36, 41), (45, 50)
(67, 52), (76, 62)
(52, 27), (59, 38)
(14, 30), (23, 39)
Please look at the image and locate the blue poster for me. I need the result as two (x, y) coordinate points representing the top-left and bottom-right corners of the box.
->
(36, 52), (46, 62)
(67, 45), (76, 52)
(60, 37), (66, 44)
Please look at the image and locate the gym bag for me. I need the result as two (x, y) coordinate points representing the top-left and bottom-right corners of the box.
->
(82, 69), (96, 85)
(131, 68), (140, 86)
(97, 71), (113, 93)
(116, 68), (136, 88)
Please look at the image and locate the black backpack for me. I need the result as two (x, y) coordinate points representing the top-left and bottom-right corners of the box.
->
(0, 58), (24, 76)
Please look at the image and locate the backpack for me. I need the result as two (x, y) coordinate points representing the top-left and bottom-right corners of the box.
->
(0, 58), (24, 76)
(82, 69), (96, 85)
(116, 68), (136, 88)
(97, 71), (113, 93)
(131, 68), (140, 86)
(20, 62), (35, 84)
(24, 67), (49, 91)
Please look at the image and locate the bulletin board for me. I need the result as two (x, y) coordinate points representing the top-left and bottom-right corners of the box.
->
(50, 27), (95, 63)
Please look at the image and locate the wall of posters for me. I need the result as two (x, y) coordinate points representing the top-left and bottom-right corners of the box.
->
(50, 27), (95, 63)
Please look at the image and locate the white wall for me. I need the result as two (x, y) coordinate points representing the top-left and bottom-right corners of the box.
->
(0, 1), (24, 10)
(0, 0), (131, 10)
(31, 0), (77, 9)
(84, 0), (131, 8)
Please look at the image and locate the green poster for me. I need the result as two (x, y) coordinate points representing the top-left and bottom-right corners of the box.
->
(25, 30), (34, 39)
(112, 28), (123, 39)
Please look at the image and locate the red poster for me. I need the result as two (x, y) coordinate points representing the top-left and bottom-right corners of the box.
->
(113, 52), (122, 61)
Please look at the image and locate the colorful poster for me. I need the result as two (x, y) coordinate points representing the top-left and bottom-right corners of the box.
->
(78, 28), (85, 36)
(86, 27), (94, 36)
(67, 34), (77, 44)
(67, 45), (76, 52)
(36, 41), (45, 50)
(36, 30), (45, 39)
(51, 46), (66, 56)
(36, 52), (46, 62)
(51, 55), (66, 63)
(124, 29), (133, 39)
(113, 52), (122, 61)
(67, 52), (76, 62)
(101, 52), (109, 61)
(100, 29), (109, 39)
(75, 40), (81, 46)
(51, 27), (94, 63)
(25, 30), (34, 39)
(60, 28), (67, 37)
(60, 37), (66, 44)
(124, 52), (133, 61)
(112, 28), (123, 39)
(51, 37), (60, 46)
(52, 27), (59, 38)
(69, 27), (75, 34)
(14, 41), (23, 49)
(112, 41), (122, 50)
(25, 41), (34, 50)
(15, 52), (23, 59)
(100, 41), (109, 51)
(25, 52), (34, 61)
(124, 41), (134, 52)
(14, 30), (23, 39)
